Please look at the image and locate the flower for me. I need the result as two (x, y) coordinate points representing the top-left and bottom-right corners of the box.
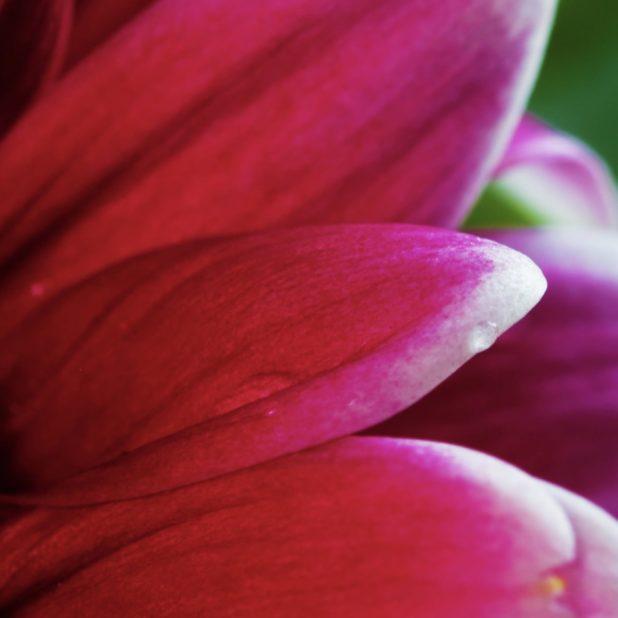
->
(371, 226), (618, 516)
(3, 438), (617, 616)
(0, 224), (547, 500)
(1, 1), (617, 616)
(372, 117), (618, 517)
(0, 0), (554, 331)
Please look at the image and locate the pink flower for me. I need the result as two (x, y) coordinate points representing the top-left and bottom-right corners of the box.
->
(1, 1), (617, 616)
(372, 227), (618, 515)
(0, 0), (554, 330)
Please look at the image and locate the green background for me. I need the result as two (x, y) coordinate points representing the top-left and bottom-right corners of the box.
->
(530, 0), (618, 175)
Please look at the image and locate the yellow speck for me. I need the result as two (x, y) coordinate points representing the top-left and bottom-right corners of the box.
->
(539, 574), (567, 598)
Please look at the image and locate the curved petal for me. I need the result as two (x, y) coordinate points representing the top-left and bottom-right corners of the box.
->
(371, 228), (618, 515)
(0, 0), (72, 136)
(467, 116), (618, 228)
(66, 0), (156, 70)
(546, 485), (618, 615)
(0, 0), (555, 329)
(1, 438), (616, 616)
(0, 225), (545, 500)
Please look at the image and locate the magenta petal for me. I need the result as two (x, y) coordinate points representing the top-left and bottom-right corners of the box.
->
(0, 0), (72, 136)
(0, 0), (555, 329)
(1, 437), (616, 616)
(0, 225), (545, 501)
(546, 484), (618, 614)
(372, 228), (618, 515)
(494, 115), (618, 226)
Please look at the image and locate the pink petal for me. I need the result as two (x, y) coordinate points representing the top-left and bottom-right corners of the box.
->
(493, 115), (618, 226)
(545, 484), (618, 615)
(2, 437), (616, 616)
(0, 0), (555, 330)
(0, 0), (72, 136)
(65, 0), (157, 70)
(0, 225), (545, 501)
(371, 228), (618, 515)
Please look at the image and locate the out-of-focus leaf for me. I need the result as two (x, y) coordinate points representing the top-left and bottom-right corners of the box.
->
(464, 183), (548, 229)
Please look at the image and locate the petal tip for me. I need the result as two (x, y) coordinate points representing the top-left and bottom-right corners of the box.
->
(433, 235), (547, 365)
(474, 238), (547, 339)
(360, 233), (548, 426)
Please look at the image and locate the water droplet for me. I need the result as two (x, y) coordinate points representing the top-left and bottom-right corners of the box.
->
(468, 321), (499, 354)
(265, 409), (276, 417)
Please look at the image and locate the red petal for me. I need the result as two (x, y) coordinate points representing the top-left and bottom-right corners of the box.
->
(0, 0), (555, 330)
(0, 0), (72, 136)
(66, 0), (156, 70)
(2, 437), (615, 616)
(371, 228), (618, 515)
(0, 225), (545, 500)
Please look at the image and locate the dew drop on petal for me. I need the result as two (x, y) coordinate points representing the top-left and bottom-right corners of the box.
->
(467, 321), (499, 354)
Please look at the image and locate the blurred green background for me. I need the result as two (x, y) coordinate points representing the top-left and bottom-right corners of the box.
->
(530, 0), (618, 175)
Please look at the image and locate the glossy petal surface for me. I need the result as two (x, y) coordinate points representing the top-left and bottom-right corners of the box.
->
(0, 0), (555, 330)
(0, 0), (72, 135)
(2, 438), (616, 616)
(0, 225), (545, 501)
(372, 228), (618, 515)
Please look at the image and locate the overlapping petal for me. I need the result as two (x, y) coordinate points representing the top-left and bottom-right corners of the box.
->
(497, 116), (618, 226)
(2, 437), (616, 616)
(0, 225), (545, 502)
(0, 0), (555, 331)
(0, 0), (72, 136)
(545, 485), (618, 615)
(371, 228), (618, 515)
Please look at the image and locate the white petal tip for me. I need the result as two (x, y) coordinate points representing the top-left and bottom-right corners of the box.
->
(477, 239), (548, 335)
